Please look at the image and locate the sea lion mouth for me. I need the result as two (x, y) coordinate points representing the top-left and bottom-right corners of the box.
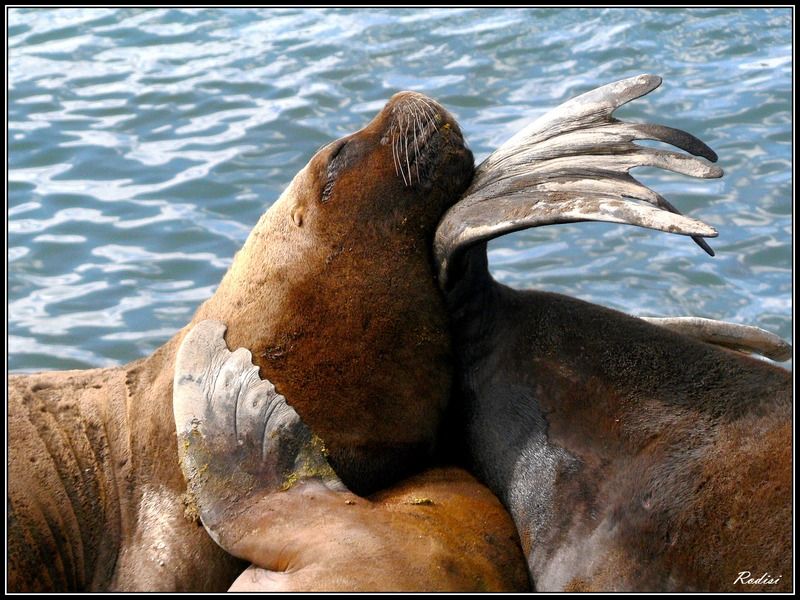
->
(382, 92), (465, 187)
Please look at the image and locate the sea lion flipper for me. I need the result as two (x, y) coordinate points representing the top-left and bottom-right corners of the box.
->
(641, 316), (793, 362)
(173, 320), (344, 550)
(435, 74), (721, 288)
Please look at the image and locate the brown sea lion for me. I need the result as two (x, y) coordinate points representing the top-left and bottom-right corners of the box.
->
(433, 74), (792, 591)
(9, 90), (529, 591)
(190, 90), (475, 494)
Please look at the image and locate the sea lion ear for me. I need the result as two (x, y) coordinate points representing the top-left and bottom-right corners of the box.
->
(641, 317), (793, 362)
(434, 74), (721, 290)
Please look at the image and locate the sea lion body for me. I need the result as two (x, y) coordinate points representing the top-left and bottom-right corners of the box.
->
(8, 347), (243, 591)
(429, 75), (791, 591)
(9, 367), (128, 591)
(8, 92), (491, 591)
(446, 267), (792, 591)
(225, 468), (529, 592)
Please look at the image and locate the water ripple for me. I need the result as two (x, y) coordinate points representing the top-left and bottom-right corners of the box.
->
(8, 8), (792, 372)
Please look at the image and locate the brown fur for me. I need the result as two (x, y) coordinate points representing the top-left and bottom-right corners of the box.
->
(8, 370), (127, 591)
(9, 344), (244, 591)
(225, 468), (530, 592)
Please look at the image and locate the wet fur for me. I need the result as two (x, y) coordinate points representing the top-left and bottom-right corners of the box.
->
(8, 353), (245, 591)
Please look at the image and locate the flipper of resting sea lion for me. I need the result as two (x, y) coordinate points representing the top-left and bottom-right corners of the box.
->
(433, 74), (792, 592)
(638, 317), (792, 362)
(173, 320), (530, 592)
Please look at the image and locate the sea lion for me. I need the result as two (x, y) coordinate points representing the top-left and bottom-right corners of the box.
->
(189, 90), (475, 494)
(9, 90), (522, 591)
(432, 74), (793, 591)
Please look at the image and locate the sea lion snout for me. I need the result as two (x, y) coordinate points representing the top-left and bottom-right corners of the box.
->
(385, 91), (458, 129)
(375, 91), (473, 191)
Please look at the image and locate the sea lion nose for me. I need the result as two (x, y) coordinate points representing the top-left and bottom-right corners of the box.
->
(387, 91), (445, 122)
(370, 91), (471, 189)
(388, 90), (437, 106)
(383, 91), (465, 142)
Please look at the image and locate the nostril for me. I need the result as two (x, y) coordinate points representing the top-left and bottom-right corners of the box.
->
(391, 90), (424, 103)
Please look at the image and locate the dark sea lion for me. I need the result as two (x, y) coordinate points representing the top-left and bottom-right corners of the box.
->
(9, 90), (514, 591)
(432, 74), (792, 591)
(173, 320), (529, 592)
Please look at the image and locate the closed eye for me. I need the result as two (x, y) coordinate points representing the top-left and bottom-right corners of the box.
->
(321, 140), (348, 203)
(329, 139), (347, 162)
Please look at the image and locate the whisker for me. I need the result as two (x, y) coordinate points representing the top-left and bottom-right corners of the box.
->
(396, 116), (408, 186)
(425, 109), (437, 136)
(403, 112), (413, 186)
(411, 103), (423, 183)
(391, 125), (401, 179)
(417, 97), (440, 132)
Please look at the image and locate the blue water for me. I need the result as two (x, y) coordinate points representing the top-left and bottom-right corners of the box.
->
(8, 8), (793, 372)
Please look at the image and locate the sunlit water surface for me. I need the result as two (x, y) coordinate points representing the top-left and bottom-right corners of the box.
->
(9, 8), (792, 372)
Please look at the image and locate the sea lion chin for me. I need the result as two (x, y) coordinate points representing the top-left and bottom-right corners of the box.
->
(192, 91), (474, 493)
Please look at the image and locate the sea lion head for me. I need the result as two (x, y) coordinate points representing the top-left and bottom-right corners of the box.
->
(282, 91), (474, 242)
(196, 92), (473, 494)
